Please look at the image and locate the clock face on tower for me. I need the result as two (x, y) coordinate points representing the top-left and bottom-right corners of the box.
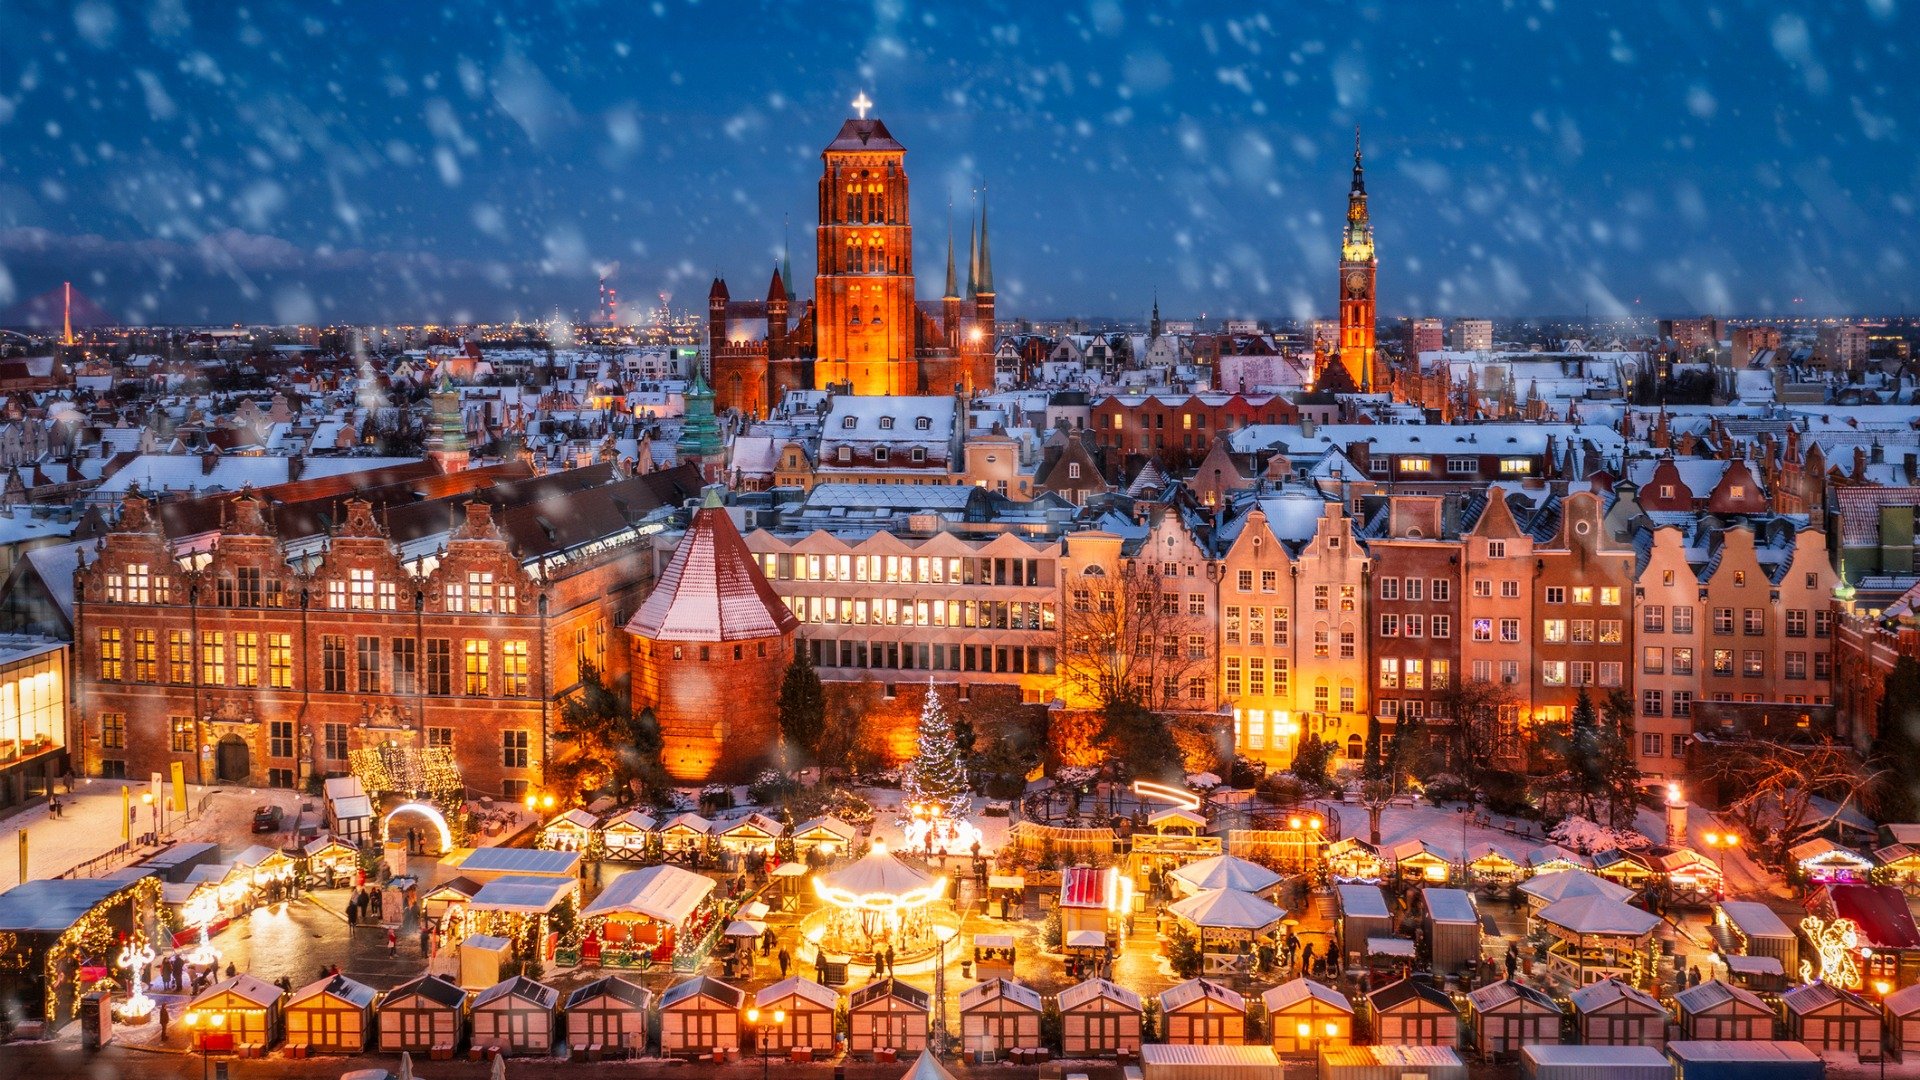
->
(1346, 270), (1368, 298)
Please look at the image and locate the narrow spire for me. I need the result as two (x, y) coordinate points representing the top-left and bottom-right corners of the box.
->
(966, 209), (979, 301)
(943, 202), (958, 300)
(781, 213), (794, 296)
(977, 187), (993, 295)
(1351, 125), (1365, 194)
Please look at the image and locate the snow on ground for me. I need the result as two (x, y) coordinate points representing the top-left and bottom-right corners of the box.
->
(0, 780), (307, 890)
(1324, 796), (1554, 861)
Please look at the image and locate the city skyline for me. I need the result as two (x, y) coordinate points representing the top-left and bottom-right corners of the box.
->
(0, 3), (1915, 326)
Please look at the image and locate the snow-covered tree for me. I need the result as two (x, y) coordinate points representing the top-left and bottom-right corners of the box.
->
(903, 680), (970, 821)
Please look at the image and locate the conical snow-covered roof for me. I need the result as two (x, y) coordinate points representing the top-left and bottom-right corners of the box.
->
(626, 503), (798, 642)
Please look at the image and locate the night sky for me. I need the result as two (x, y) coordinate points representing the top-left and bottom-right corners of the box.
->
(0, 1), (1915, 327)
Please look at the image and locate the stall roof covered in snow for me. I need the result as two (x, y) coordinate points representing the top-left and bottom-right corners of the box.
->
(581, 863), (716, 925)
(0, 876), (145, 933)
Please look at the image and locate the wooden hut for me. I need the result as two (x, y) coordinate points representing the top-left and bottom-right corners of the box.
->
(1391, 839), (1453, 884)
(1589, 848), (1658, 891)
(563, 976), (651, 1057)
(422, 877), (482, 926)
(793, 815), (857, 856)
(1783, 982), (1881, 1054)
(1261, 978), (1353, 1055)
(1465, 979), (1562, 1060)
(1525, 845), (1591, 876)
(1058, 977), (1142, 1057)
(185, 973), (283, 1052)
(1876, 843), (1920, 897)
(657, 975), (745, 1057)
(1367, 978), (1460, 1047)
(1326, 837), (1385, 882)
(1714, 901), (1799, 976)
(719, 812), (785, 854)
(580, 863), (716, 953)
(958, 978), (1043, 1057)
(658, 812), (713, 854)
(1568, 977), (1668, 1049)
(1466, 844), (1525, 894)
(1656, 849), (1723, 907)
(1335, 884), (1392, 966)
(1419, 888), (1481, 976)
(300, 837), (359, 887)
(753, 976), (839, 1055)
(1672, 979), (1775, 1041)
(283, 974), (375, 1054)
(376, 973), (467, 1055)
(1883, 981), (1920, 1059)
(539, 808), (599, 852)
(1792, 837), (1874, 885)
(600, 809), (657, 858)
(469, 975), (560, 1056)
(1157, 978), (1245, 1045)
(848, 977), (931, 1058)
(1060, 865), (1120, 943)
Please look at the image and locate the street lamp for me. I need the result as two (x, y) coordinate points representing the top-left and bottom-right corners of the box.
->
(1703, 831), (1740, 891)
(142, 791), (160, 844)
(745, 1007), (785, 1080)
(930, 923), (957, 1054)
(182, 1011), (226, 1080)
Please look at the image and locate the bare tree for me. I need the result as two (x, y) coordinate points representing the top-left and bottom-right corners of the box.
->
(1431, 677), (1524, 789)
(1703, 734), (1887, 865)
(1058, 561), (1215, 777)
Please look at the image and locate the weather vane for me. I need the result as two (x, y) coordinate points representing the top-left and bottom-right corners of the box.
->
(853, 91), (873, 120)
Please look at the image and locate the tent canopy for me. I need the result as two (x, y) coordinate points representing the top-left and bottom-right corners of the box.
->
(1537, 895), (1660, 937)
(1166, 887), (1286, 932)
(1171, 854), (1283, 895)
(819, 846), (933, 897)
(1519, 869), (1633, 905)
(582, 864), (716, 925)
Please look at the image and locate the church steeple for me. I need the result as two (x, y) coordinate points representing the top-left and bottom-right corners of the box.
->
(1150, 292), (1162, 341)
(944, 213), (958, 301)
(966, 212), (979, 301)
(1330, 125), (1377, 392)
(976, 191), (993, 295)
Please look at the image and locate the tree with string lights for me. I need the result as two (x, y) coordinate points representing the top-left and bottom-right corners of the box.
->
(903, 680), (971, 822)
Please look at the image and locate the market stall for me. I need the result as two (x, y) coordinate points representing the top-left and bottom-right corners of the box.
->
(1466, 844), (1525, 896)
(1335, 884), (1392, 966)
(959, 978), (1043, 1058)
(1465, 979), (1561, 1060)
(0, 874), (160, 1025)
(1390, 839), (1453, 884)
(1714, 901), (1798, 976)
(657, 974), (745, 1057)
(375, 973), (466, 1054)
(1792, 838), (1874, 885)
(1366, 978), (1460, 1047)
(1517, 870), (1633, 922)
(1782, 982), (1880, 1054)
(1536, 894), (1660, 988)
(1876, 843), (1920, 896)
(539, 809), (600, 852)
(1419, 888), (1481, 976)
(659, 812), (713, 859)
(469, 975), (560, 1056)
(284, 973), (375, 1054)
(1588, 849), (1658, 891)
(185, 973), (283, 1052)
(972, 932), (1016, 978)
(579, 862), (716, 958)
(1568, 977), (1668, 1048)
(1165, 888), (1285, 965)
(1158, 977), (1245, 1044)
(847, 977), (930, 1058)
(1326, 837), (1385, 883)
(1060, 865), (1127, 945)
(1525, 845), (1591, 876)
(300, 837), (360, 888)
(753, 976), (838, 1054)
(1169, 854), (1283, 898)
(564, 975), (651, 1056)
(458, 934), (512, 990)
(792, 815), (857, 857)
(1672, 979), (1775, 1040)
(1882, 981), (1920, 1058)
(599, 809), (657, 860)
(1059, 977), (1142, 1057)
(421, 876), (482, 926)
(1657, 849), (1723, 907)
(718, 812), (785, 855)
(1261, 977), (1352, 1055)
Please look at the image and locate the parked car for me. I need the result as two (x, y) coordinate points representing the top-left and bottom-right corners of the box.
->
(252, 805), (284, 833)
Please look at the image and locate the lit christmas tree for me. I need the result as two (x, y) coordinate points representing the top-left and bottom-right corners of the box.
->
(903, 680), (971, 823)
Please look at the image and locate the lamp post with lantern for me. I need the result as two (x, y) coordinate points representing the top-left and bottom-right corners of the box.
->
(746, 1007), (785, 1080)
(1703, 830), (1740, 885)
(182, 1011), (226, 1080)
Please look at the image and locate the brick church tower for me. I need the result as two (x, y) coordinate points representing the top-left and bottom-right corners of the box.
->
(813, 97), (919, 396)
(626, 492), (798, 781)
(1328, 128), (1376, 392)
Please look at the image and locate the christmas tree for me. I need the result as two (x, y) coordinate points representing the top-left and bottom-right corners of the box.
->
(903, 680), (971, 821)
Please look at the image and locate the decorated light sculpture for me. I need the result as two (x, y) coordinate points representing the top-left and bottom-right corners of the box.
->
(117, 939), (157, 1021)
(1799, 914), (1863, 990)
(898, 682), (982, 856)
(184, 891), (220, 967)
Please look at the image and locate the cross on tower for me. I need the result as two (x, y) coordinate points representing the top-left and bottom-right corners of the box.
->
(852, 91), (873, 119)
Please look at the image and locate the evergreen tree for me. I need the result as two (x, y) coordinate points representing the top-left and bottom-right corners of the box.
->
(777, 647), (827, 759)
(903, 681), (971, 820)
(552, 662), (668, 802)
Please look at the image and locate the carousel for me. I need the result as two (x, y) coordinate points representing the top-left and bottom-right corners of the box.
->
(806, 841), (957, 961)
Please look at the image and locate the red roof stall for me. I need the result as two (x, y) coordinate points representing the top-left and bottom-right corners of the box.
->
(1815, 883), (1920, 990)
(1059, 866), (1120, 944)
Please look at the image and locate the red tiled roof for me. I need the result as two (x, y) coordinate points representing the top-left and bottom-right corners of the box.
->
(625, 505), (798, 643)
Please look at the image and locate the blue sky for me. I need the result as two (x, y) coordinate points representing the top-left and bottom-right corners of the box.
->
(0, 1), (1914, 325)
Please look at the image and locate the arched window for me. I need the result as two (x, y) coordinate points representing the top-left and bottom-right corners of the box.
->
(1346, 734), (1364, 759)
(849, 305), (861, 325)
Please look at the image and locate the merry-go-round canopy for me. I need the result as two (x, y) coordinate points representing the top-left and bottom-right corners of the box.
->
(1166, 887), (1287, 934)
(815, 843), (944, 912)
(1170, 854), (1283, 895)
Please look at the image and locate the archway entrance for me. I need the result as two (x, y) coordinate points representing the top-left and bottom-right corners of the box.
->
(382, 802), (453, 855)
(216, 735), (250, 782)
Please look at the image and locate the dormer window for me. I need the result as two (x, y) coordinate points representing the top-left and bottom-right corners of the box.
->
(879, 417), (894, 430)
(837, 446), (851, 463)
(842, 416), (857, 429)
(874, 447), (889, 463)
(916, 417), (932, 430)
(912, 447), (926, 462)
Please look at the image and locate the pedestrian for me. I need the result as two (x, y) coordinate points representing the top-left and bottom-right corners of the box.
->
(420, 925), (431, 955)
(886, 944), (896, 977)
(388, 928), (397, 957)
(225, 961), (236, 980)
(158, 1002), (169, 1037)
(778, 948), (791, 978)
(1504, 942), (1518, 980)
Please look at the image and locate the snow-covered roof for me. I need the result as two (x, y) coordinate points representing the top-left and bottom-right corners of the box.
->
(581, 863), (716, 925)
(625, 504), (799, 643)
(1170, 855), (1283, 895)
(1260, 977), (1352, 1014)
(94, 453), (421, 498)
(1166, 887), (1286, 931)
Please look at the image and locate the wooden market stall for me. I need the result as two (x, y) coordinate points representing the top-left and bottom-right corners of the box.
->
(300, 837), (360, 888)
(958, 978), (1043, 1058)
(422, 876), (482, 926)
(1157, 977), (1245, 1045)
(1883, 980), (1920, 1059)
(563, 975), (651, 1057)
(793, 815), (857, 857)
(1261, 977), (1352, 1055)
(1672, 979), (1776, 1041)
(1465, 844), (1525, 896)
(452, 847), (581, 886)
(1465, 979), (1562, 1060)
(753, 976), (839, 1055)
(1326, 837), (1384, 882)
(0, 874), (159, 1027)
(657, 974), (745, 1057)
(539, 809), (599, 852)
(283, 973), (375, 1055)
(1525, 845), (1591, 876)
(599, 809), (657, 860)
(579, 862), (716, 956)
(1812, 883), (1920, 989)
(1782, 981), (1881, 1055)
(1792, 838), (1875, 886)
(1589, 849), (1658, 891)
(1714, 900), (1798, 976)
(1535, 894), (1660, 988)
(185, 973), (283, 1052)
(462, 875), (576, 963)
(469, 975), (560, 1056)
(457, 934), (512, 990)
(1057, 977), (1142, 1057)
(375, 973), (467, 1055)
(1335, 884), (1392, 966)
(1568, 977), (1668, 1048)
(1060, 865), (1124, 945)
(847, 977), (930, 1058)
(1390, 839), (1453, 884)
(1657, 849), (1724, 907)
(718, 812), (785, 855)
(972, 932), (1016, 978)
(1876, 843), (1920, 896)
(658, 812), (714, 859)
(1366, 978), (1460, 1047)
(1419, 888), (1481, 976)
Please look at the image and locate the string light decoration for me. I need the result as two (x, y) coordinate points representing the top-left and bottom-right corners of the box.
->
(40, 876), (162, 1022)
(117, 940), (157, 1021)
(349, 744), (465, 807)
(184, 892), (221, 966)
(1800, 914), (1863, 990)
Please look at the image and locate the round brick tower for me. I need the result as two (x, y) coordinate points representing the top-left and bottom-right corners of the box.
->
(627, 492), (797, 781)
